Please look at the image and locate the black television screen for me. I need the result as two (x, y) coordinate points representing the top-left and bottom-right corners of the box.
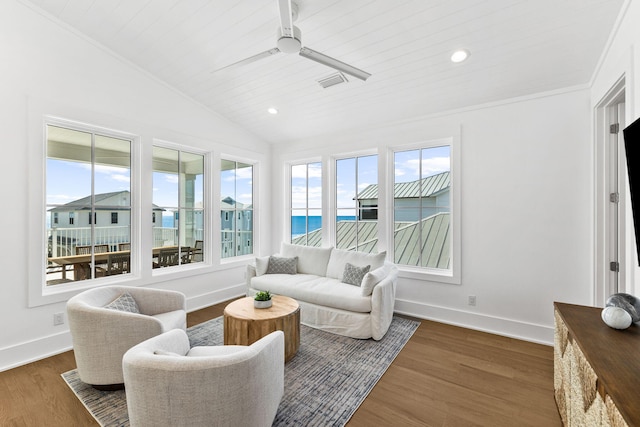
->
(623, 116), (640, 264)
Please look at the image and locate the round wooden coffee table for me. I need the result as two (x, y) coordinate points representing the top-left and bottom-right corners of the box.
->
(223, 295), (300, 362)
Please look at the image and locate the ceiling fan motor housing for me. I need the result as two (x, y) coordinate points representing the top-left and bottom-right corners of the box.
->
(277, 25), (302, 53)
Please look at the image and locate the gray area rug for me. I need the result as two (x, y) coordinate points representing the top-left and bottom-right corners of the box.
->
(62, 316), (419, 426)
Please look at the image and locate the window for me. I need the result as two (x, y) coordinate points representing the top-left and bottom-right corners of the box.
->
(335, 155), (378, 252)
(393, 146), (451, 269)
(290, 162), (322, 246)
(111, 212), (118, 224)
(45, 124), (131, 284)
(152, 146), (204, 268)
(220, 159), (253, 258)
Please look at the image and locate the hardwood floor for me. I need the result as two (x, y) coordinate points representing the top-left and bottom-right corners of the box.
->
(0, 300), (561, 427)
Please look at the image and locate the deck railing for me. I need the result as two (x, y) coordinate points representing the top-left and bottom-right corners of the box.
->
(47, 226), (205, 257)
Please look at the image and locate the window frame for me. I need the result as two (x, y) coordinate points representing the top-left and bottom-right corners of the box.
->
(151, 140), (209, 272)
(332, 152), (379, 252)
(388, 137), (461, 284)
(29, 115), (140, 307)
(219, 155), (258, 263)
(288, 159), (323, 246)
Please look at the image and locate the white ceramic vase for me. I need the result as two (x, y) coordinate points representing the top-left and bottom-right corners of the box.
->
(254, 299), (272, 309)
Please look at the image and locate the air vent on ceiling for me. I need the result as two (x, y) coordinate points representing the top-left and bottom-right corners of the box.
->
(317, 72), (349, 89)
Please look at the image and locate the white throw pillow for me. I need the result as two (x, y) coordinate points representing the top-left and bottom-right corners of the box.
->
(255, 256), (270, 276)
(280, 242), (333, 276)
(361, 265), (388, 296)
(326, 249), (386, 280)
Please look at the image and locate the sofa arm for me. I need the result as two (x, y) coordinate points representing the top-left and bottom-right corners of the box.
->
(246, 264), (257, 289)
(370, 265), (398, 340)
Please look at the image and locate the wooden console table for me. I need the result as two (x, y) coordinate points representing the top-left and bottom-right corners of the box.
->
(554, 302), (640, 426)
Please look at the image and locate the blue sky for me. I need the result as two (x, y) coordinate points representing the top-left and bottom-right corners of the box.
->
(46, 159), (130, 205)
(290, 146), (450, 217)
(47, 146), (448, 218)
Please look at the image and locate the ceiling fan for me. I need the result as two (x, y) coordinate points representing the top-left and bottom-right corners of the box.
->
(213, 0), (371, 81)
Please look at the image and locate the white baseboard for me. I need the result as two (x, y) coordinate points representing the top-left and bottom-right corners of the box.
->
(0, 283), (247, 373)
(394, 298), (554, 346)
(0, 330), (73, 373)
(187, 283), (246, 312)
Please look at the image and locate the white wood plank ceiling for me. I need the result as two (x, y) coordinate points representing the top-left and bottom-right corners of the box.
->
(25, 0), (624, 143)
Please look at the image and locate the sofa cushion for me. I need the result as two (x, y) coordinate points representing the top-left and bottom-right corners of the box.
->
(280, 242), (333, 276)
(255, 256), (270, 276)
(342, 262), (370, 286)
(104, 292), (140, 313)
(251, 274), (372, 313)
(266, 256), (298, 274)
(361, 265), (388, 296)
(326, 249), (386, 280)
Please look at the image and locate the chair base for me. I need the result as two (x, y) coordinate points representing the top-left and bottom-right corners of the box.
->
(91, 383), (124, 391)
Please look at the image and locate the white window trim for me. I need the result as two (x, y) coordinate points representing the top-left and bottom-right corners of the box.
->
(388, 136), (461, 285)
(286, 158), (324, 245)
(152, 139), (212, 271)
(29, 115), (140, 307)
(330, 149), (379, 250)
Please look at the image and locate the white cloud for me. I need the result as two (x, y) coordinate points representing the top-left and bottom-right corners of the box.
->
(111, 174), (130, 183)
(396, 157), (449, 181)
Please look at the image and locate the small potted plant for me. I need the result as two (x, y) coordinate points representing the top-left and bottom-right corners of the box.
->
(254, 290), (272, 309)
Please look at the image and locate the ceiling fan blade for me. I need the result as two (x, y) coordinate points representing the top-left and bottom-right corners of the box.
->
(299, 47), (371, 81)
(277, 0), (294, 38)
(212, 48), (280, 73)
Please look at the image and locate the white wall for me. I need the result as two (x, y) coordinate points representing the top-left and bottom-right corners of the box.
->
(272, 87), (593, 345)
(591, 0), (640, 299)
(0, 1), (270, 370)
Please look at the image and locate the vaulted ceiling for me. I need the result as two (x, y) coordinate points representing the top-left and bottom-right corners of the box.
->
(26, 0), (624, 143)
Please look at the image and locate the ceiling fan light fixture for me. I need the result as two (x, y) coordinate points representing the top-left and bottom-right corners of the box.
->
(451, 49), (470, 63)
(277, 26), (302, 53)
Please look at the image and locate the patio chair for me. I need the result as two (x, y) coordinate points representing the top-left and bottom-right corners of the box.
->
(192, 240), (203, 262)
(153, 248), (180, 268)
(74, 244), (110, 278)
(107, 252), (130, 275)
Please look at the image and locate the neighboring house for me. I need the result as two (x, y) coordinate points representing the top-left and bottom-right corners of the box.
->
(293, 172), (451, 268)
(356, 171), (450, 221)
(48, 191), (164, 256)
(220, 196), (253, 257)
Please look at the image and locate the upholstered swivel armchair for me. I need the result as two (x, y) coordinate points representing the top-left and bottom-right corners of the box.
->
(123, 329), (284, 427)
(66, 285), (186, 389)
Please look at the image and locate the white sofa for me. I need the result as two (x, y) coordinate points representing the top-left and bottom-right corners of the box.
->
(246, 243), (398, 340)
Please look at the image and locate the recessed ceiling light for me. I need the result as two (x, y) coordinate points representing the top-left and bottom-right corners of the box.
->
(267, 107), (279, 115)
(451, 49), (470, 63)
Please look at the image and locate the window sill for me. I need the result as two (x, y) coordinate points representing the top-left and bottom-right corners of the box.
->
(397, 265), (461, 285)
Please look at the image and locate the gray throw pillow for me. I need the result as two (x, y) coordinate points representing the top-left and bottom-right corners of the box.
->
(104, 292), (140, 313)
(342, 262), (371, 286)
(266, 256), (298, 275)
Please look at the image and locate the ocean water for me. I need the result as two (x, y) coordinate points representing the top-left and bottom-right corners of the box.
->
(291, 216), (355, 237)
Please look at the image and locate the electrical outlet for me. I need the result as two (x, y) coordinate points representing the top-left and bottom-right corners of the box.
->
(53, 312), (65, 326)
(468, 295), (476, 306)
